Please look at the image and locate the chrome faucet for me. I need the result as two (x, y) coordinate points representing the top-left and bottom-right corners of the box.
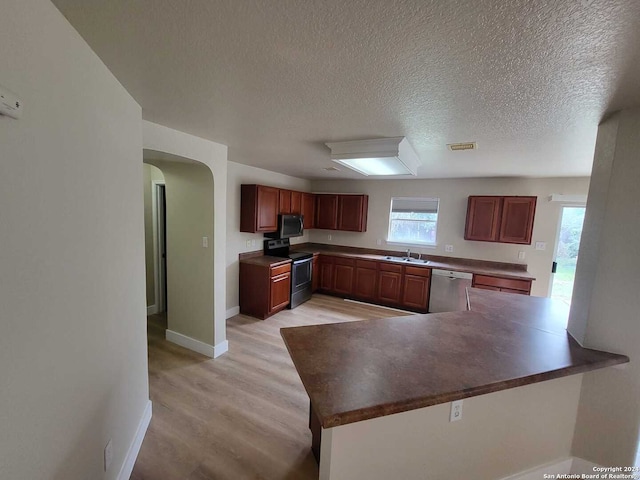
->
(406, 248), (411, 259)
(418, 252), (422, 260)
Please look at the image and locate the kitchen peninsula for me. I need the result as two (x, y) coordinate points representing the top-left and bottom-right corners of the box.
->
(281, 288), (628, 480)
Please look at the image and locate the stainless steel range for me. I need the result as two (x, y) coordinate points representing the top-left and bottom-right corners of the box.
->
(264, 238), (313, 309)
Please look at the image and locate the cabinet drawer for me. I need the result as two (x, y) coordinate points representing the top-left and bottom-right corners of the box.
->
(474, 275), (530, 292)
(270, 263), (291, 277)
(379, 262), (402, 273)
(334, 257), (356, 267)
(356, 259), (378, 269)
(404, 266), (430, 277)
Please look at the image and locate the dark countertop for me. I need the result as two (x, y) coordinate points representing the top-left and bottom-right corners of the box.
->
(293, 243), (535, 281)
(239, 255), (291, 267)
(281, 288), (628, 428)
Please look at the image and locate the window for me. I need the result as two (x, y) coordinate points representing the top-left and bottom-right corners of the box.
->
(387, 197), (439, 246)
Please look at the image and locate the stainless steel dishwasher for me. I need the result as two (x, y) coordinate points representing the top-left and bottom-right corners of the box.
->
(429, 269), (473, 313)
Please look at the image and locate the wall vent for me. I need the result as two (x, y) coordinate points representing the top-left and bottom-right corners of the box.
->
(324, 166), (340, 171)
(447, 142), (477, 151)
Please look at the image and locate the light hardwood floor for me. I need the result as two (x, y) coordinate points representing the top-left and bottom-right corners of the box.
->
(131, 295), (410, 480)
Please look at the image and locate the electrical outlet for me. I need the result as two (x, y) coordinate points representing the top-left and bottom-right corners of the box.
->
(377, 239), (382, 246)
(328, 234), (332, 241)
(245, 239), (251, 248)
(450, 400), (463, 422)
(445, 245), (454, 253)
(518, 251), (526, 260)
(251, 239), (256, 247)
(202, 236), (209, 248)
(104, 439), (113, 471)
(535, 242), (546, 251)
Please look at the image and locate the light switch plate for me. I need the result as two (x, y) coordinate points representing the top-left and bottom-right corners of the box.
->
(518, 251), (526, 260)
(445, 245), (454, 253)
(535, 242), (546, 251)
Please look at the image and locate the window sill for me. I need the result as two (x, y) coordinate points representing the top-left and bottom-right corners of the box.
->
(385, 240), (437, 249)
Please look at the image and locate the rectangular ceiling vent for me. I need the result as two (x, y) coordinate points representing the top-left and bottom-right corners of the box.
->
(324, 166), (340, 171)
(447, 142), (477, 151)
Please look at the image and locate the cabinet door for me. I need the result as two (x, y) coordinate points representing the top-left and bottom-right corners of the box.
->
(464, 196), (502, 242)
(269, 273), (291, 312)
(498, 197), (537, 244)
(302, 193), (316, 229)
(333, 264), (355, 296)
(338, 195), (368, 232)
(401, 275), (430, 311)
(354, 267), (378, 301)
(257, 186), (279, 232)
(378, 271), (402, 304)
(315, 194), (339, 230)
(319, 258), (335, 292)
(279, 189), (292, 214)
(290, 191), (302, 214)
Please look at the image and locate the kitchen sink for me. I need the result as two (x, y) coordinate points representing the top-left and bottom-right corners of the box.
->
(384, 256), (430, 265)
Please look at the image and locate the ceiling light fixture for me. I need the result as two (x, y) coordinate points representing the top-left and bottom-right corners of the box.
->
(325, 137), (420, 176)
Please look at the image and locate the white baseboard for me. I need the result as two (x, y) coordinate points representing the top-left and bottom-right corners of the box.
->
(146, 304), (158, 315)
(214, 340), (229, 358)
(166, 329), (214, 357)
(117, 399), (152, 480)
(499, 457), (602, 480)
(226, 306), (240, 319)
(570, 457), (602, 475)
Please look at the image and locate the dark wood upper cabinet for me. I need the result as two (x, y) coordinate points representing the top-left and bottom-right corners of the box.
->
(315, 194), (368, 232)
(338, 195), (369, 232)
(498, 197), (537, 244)
(464, 196), (536, 245)
(241, 186), (367, 233)
(315, 194), (339, 230)
(279, 189), (292, 214)
(464, 196), (502, 242)
(240, 184), (279, 233)
(302, 193), (316, 229)
(290, 191), (302, 215)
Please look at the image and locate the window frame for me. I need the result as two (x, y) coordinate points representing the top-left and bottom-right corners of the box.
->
(386, 196), (440, 247)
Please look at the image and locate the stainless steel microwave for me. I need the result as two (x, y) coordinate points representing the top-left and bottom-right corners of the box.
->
(266, 214), (304, 239)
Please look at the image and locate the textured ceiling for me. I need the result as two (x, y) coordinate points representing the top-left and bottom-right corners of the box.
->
(52, 0), (640, 180)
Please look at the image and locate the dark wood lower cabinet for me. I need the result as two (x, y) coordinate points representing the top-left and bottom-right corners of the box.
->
(314, 255), (435, 313)
(402, 275), (430, 310)
(472, 274), (532, 295)
(354, 267), (378, 301)
(239, 261), (291, 319)
(378, 271), (403, 305)
(333, 258), (355, 296)
(269, 273), (291, 313)
(318, 257), (335, 292)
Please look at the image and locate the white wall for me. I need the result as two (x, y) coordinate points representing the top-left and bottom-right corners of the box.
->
(146, 159), (215, 346)
(0, 0), (149, 478)
(569, 108), (640, 466)
(225, 161), (311, 311)
(142, 122), (228, 354)
(309, 177), (590, 297)
(320, 375), (582, 480)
